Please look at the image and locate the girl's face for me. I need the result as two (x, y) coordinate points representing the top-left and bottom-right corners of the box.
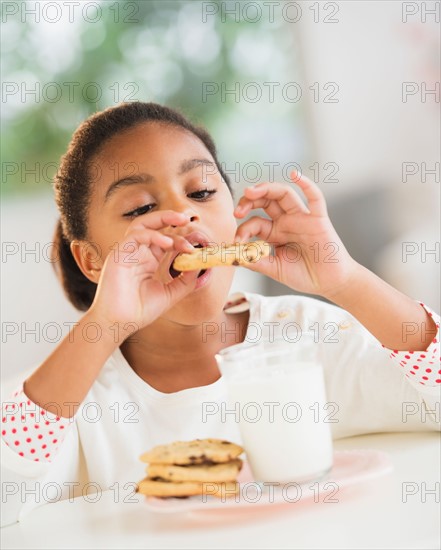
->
(84, 122), (237, 324)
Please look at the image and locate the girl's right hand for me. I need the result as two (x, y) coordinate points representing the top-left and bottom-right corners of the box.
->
(88, 211), (198, 342)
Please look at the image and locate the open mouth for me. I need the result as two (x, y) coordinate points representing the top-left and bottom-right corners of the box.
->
(169, 244), (207, 279)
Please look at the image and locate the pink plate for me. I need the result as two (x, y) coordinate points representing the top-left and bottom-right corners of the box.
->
(142, 449), (393, 513)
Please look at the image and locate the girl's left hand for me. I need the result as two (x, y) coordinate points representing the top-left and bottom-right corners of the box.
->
(234, 172), (358, 299)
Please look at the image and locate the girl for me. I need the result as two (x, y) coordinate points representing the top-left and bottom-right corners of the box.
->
(1, 102), (439, 524)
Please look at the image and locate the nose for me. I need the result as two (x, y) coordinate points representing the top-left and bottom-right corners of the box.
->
(166, 197), (200, 227)
(171, 215), (198, 228)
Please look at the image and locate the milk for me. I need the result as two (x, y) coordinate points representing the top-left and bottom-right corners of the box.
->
(216, 337), (334, 483)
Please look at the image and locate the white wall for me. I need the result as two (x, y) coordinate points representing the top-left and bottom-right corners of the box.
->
(1, 193), (80, 382)
(297, 1), (439, 197)
(296, 0), (440, 309)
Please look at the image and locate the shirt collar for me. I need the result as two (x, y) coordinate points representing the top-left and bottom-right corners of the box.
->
(223, 292), (250, 314)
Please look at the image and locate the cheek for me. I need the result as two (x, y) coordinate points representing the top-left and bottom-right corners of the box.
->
(215, 193), (236, 228)
(88, 200), (129, 245)
(86, 221), (123, 265)
(212, 214), (236, 241)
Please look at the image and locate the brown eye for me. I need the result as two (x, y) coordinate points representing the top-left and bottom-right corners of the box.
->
(189, 189), (217, 200)
(123, 204), (155, 218)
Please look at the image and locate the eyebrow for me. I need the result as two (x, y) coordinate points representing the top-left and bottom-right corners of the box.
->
(104, 158), (216, 202)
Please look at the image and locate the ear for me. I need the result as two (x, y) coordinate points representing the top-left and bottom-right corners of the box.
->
(70, 240), (103, 284)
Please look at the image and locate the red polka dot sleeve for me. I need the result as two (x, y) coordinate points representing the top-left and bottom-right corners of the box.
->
(1, 384), (74, 463)
(384, 303), (440, 387)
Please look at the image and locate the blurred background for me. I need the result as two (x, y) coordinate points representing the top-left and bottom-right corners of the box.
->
(1, 0), (440, 382)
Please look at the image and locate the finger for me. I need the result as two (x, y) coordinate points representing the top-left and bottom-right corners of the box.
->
(127, 232), (194, 257)
(125, 211), (191, 237)
(235, 216), (274, 244)
(234, 195), (284, 220)
(171, 235), (196, 253)
(149, 242), (167, 264)
(112, 229), (174, 265)
(148, 235), (194, 266)
(290, 171), (328, 217)
(123, 228), (174, 251)
(163, 270), (199, 305)
(238, 183), (310, 216)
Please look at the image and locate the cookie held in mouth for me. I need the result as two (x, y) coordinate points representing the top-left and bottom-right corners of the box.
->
(137, 438), (245, 498)
(172, 240), (271, 272)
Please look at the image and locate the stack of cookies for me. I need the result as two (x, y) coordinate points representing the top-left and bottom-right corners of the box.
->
(137, 438), (244, 498)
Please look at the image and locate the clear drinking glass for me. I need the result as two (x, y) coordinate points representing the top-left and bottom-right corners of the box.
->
(215, 333), (334, 484)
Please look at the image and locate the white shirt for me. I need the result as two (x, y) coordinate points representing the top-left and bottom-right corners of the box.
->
(1, 291), (440, 525)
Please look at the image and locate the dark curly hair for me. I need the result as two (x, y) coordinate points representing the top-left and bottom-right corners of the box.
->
(52, 102), (232, 311)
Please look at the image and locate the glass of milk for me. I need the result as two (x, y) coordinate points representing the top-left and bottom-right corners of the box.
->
(216, 333), (333, 484)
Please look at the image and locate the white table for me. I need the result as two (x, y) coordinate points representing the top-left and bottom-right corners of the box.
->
(1, 432), (440, 550)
